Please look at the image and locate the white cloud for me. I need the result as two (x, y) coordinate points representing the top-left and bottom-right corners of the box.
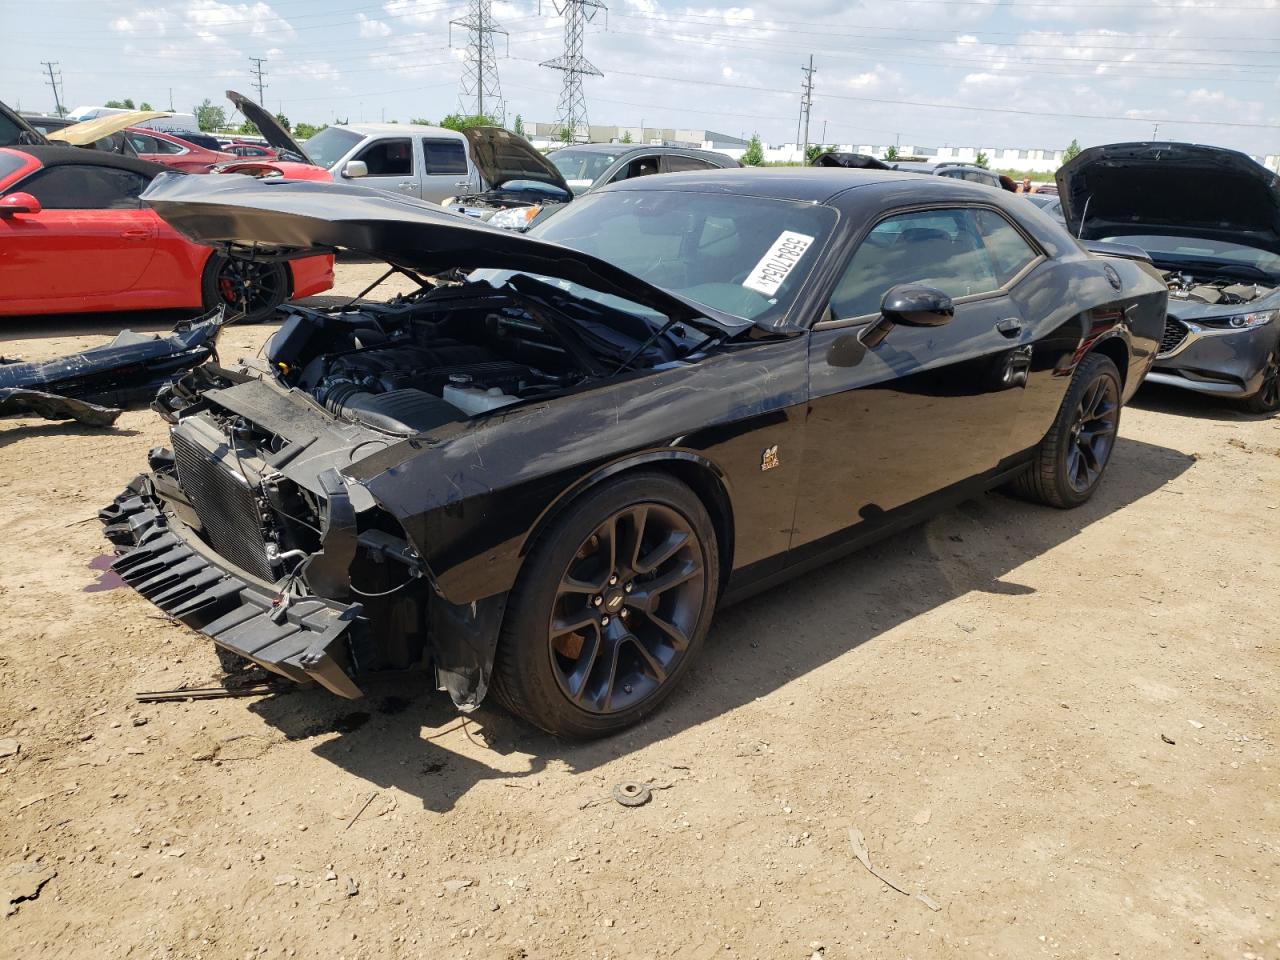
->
(357, 13), (391, 38)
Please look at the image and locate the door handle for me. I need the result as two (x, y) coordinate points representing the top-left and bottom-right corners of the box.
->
(454, 180), (471, 187)
(996, 317), (1022, 337)
(121, 229), (150, 240)
(398, 181), (415, 188)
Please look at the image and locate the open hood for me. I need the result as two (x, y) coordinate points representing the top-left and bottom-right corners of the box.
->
(1057, 142), (1280, 257)
(1, 101), (47, 147)
(50, 111), (171, 146)
(226, 90), (311, 163)
(810, 151), (890, 170)
(462, 126), (572, 195)
(141, 173), (746, 331)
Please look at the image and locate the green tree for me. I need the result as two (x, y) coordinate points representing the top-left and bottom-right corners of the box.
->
(139, 101), (153, 111)
(882, 144), (899, 162)
(105, 98), (136, 110)
(620, 130), (633, 144)
(805, 143), (831, 165)
(741, 133), (764, 166)
(974, 150), (989, 168)
(512, 114), (525, 137)
(294, 122), (325, 140)
(559, 125), (574, 144)
(440, 113), (497, 132)
(409, 116), (432, 125)
(274, 112), (291, 132)
(237, 119), (258, 135)
(1063, 138), (1082, 162)
(195, 99), (227, 132)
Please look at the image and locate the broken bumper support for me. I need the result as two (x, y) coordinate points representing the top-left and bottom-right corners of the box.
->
(100, 478), (365, 698)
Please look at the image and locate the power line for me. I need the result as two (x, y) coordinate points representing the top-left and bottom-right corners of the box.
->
(41, 61), (65, 116)
(451, 0), (508, 120)
(540, 0), (605, 142)
(249, 57), (269, 104)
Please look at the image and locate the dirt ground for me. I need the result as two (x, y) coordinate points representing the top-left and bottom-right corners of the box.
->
(2, 262), (1277, 960)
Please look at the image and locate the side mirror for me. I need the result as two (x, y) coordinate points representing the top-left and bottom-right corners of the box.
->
(0, 192), (42, 217)
(861, 284), (954, 348)
(343, 160), (369, 179)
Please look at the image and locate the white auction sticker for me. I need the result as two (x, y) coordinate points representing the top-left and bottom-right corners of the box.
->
(742, 231), (815, 297)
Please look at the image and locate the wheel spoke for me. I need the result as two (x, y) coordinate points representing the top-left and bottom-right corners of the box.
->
(551, 609), (598, 636)
(580, 627), (622, 712)
(636, 529), (690, 575)
(637, 608), (691, 652)
(632, 559), (701, 608)
(562, 625), (602, 703)
(627, 631), (669, 682)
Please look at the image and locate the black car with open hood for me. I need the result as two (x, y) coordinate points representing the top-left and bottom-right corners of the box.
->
(102, 168), (1166, 737)
(444, 126), (574, 231)
(1059, 142), (1280, 412)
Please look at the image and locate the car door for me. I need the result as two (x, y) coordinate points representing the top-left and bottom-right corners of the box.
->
(348, 136), (417, 197)
(0, 163), (157, 305)
(420, 136), (471, 202)
(796, 205), (1037, 547)
(608, 155), (662, 184)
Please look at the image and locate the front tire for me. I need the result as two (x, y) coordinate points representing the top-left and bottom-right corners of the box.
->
(201, 254), (289, 323)
(1242, 347), (1280, 414)
(1009, 352), (1122, 509)
(492, 472), (720, 738)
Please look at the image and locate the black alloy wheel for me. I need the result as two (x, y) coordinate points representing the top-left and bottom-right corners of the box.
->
(1064, 374), (1120, 494)
(1244, 348), (1280, 414)
(548, 503), (704, 715)
(493, 472), (719, 738)
(201, 254), (289, 323)
(1008, 351), (1123, 509)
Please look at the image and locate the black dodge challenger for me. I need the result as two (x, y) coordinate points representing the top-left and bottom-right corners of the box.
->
(101, 169), (1167, 736)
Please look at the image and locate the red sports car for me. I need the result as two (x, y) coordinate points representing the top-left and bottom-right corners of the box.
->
(0, 145), (333, 319)
(124, 128), (236, 174)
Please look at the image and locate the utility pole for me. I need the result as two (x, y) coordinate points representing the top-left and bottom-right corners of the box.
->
(1151, 121), (1160, 141)
(168, 87), (174, 111)
(41, 61), (65, 117)
(798, 55), (815, 163)
(540, 0), (606, 143)
(249, 57), (268, 105)
(451, 0), (508, 121)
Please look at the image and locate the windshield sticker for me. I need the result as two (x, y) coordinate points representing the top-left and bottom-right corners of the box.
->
(743, 232), (815, 297)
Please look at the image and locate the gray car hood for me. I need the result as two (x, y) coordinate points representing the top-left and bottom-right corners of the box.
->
(1057, 142), (1280, 257)
(462, 126), (572, 196)
(141, 173), (749, 332)
(226, 89), (311, 164)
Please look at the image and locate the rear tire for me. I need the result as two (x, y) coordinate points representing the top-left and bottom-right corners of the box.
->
(201, 254), (289, 323)
(492, 472), (719, 738)
(1242, 347), (1280, 414)
(1008, 352), (1122, 509)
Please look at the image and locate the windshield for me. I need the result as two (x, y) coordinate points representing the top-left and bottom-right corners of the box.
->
(479, 189), (837, 326)
(549, 149), (620, 189)
(302, 127), (362, 169)
(1106, 234), (1280, 279)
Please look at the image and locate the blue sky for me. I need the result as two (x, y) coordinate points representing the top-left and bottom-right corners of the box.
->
(7, 0), (1279, 155)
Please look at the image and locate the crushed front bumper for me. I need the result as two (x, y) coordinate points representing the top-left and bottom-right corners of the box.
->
(100, 476), (365, 698)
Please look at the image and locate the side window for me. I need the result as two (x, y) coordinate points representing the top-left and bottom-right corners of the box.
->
(127, 133), (158, 153)
(18, 165), (150, 210)
(422, 138), (468, 175)
(830, 209), (1001, 319)
(972, 209), (1040, 284)
(663, 154), (715, 173)
(613, 156), (660, 182)
(355, 138), (413, 176)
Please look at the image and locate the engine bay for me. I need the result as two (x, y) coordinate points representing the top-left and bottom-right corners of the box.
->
(263, 278), (701, 434)
(1163, 270), (1277, 306)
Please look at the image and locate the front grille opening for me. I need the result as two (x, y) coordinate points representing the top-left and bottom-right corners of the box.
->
(1158, 317), (1189, 356)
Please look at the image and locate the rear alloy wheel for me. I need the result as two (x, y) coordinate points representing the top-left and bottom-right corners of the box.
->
(1008, 352), (1122, 509)
(1243, 348), (1280, 414)
(493, 473), (719, 738)
(201, 254), (289, 323)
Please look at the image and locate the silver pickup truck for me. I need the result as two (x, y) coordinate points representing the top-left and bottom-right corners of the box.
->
(301, 123), (479, 203)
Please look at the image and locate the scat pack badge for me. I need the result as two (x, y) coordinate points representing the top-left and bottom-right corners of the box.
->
(761, 445), (780, 471)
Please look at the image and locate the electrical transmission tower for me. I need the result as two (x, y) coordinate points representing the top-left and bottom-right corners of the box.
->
(540, 0), (606, 143)
(450, 0), (508, 121)
(41, 61), (65, 117)
(797, 55), (815, 161)
(249, 58), (268, 105)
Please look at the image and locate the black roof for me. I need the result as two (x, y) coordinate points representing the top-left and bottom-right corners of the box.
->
(549, 143), (738, 165)
(4, 144), (176, 179)
(602, 166), (925, 203)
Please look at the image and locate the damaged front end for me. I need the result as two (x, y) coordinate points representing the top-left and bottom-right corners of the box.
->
(99, 363), (506, 709)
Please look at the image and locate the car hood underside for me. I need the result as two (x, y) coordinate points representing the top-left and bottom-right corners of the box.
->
(1057, 142), (1280, 257)
(141, 173), (749, 331)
